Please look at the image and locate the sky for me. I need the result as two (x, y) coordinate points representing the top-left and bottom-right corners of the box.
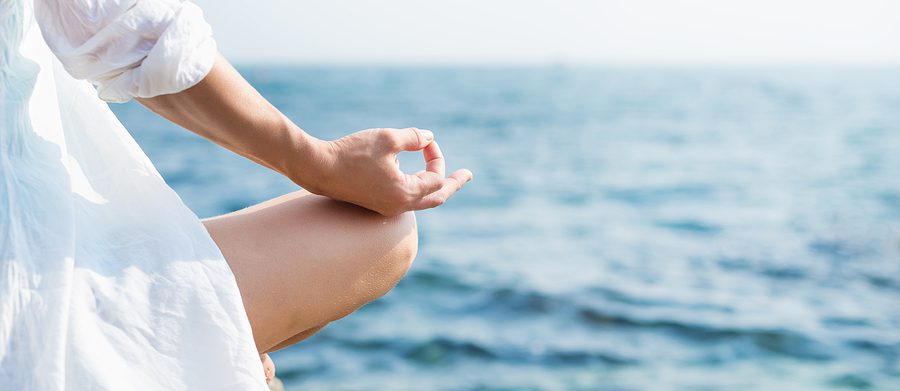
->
(194, 0), (900, 66)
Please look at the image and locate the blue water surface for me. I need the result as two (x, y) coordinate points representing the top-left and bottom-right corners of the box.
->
(112, 67), (900, 390)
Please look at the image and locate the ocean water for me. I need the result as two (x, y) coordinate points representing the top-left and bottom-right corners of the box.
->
(112, 67), (900, 390)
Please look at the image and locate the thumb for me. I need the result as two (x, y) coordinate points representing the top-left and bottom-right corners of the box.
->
(392, 127), (434, 152)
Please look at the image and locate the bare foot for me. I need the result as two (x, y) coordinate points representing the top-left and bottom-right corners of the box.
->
(260, 353), (275, 384)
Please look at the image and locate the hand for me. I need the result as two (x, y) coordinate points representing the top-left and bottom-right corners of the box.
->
(301, 128), (473, 216)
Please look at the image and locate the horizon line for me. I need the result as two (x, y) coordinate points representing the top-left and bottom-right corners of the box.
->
(228, 59), (900, 70)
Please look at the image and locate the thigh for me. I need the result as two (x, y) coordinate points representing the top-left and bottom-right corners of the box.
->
(203, 190), (417, 353)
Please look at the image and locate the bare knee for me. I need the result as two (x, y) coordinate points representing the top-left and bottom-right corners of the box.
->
(208, 191), (421, 352)
(384, 211), (418, 287)
(355, 209), (418, 305)
(273, 211), (418, 350)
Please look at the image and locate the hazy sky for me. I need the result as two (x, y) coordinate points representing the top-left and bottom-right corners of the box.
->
(194, 0), (900, 65)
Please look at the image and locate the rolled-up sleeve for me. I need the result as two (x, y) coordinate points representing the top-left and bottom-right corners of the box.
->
(34, 0), (217, 103)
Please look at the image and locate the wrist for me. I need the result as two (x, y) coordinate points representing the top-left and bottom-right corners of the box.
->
(282, 121), (332, 194)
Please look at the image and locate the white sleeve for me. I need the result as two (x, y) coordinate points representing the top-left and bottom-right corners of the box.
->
(34, 0), (217, 103)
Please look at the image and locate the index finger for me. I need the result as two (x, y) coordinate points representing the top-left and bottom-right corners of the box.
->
(422, 140), (446, 177)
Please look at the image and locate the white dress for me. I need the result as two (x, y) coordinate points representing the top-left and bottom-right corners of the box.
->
(0, 0), (267, 389)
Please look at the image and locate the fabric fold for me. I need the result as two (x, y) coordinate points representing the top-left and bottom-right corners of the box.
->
(34, 0), (217, 102)
(1, 0), (267, 389)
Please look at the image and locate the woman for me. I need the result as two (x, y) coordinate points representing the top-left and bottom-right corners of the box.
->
(0, 0), (471, 389)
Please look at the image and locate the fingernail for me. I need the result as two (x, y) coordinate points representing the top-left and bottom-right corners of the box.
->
(420, 129), (434, 141)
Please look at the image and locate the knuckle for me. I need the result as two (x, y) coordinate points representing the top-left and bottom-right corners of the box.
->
(378, 129), (399, 145)
(362, 128), (382, 140)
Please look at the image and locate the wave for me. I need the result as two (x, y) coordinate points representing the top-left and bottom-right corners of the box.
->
(315, 334), (637, 367)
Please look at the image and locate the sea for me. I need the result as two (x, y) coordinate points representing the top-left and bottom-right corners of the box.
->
(112, 66), (900, 391)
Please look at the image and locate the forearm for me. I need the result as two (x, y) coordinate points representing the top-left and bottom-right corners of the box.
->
(137, 53), (471, 216)
(137, 53), (323, 185)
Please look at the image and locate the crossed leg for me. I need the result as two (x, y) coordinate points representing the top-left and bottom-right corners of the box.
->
(203, 190), (418, 354)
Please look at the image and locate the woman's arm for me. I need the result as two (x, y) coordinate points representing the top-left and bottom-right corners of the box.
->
(35, 0), (468, 215)
(138, 54), (472, 216)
